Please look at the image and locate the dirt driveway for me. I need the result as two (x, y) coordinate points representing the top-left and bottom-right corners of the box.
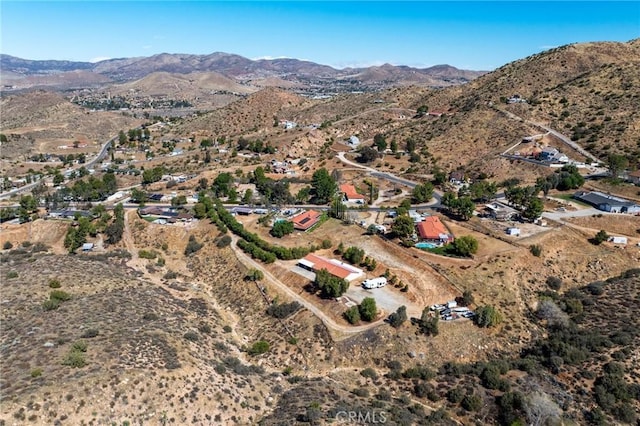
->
(345, 283), (422, 318)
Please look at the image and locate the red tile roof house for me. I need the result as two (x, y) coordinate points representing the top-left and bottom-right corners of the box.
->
(339, 184), (366, 204)
(416, 216), (454, 244)
(297, 253), (364, 282)
(290, 210), (322, 231)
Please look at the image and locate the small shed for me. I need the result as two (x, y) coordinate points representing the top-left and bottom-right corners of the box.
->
(506, 227), (521, 236)
(82, 243), (94, 252)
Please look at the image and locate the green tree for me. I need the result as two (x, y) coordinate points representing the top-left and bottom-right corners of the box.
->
(593, 229), (609, 245)
(311, 168), (337, 204)
(418, 308), (439, 336)
(246, 268), (264, 282)
(456, 197), (476, 220)
(53, 173), (64, 186)
(118, 130), (127, 146)
(523, 197), (544, 221)
(452, 235), (479, 257)
(475, 305), (502, 327)
(359, 297), (377, 322)
(315, 268), (349, 298)
(607, 153), (629, 179)
(270, 220), (294, 238)
(393, 215), (415, 239)
(344, 306), (361, 324)
(412, 182), (434, 203)
(388, 305), (407, 328)
(416, 105), (428, 116)
(130, 188), (147, 204)
(357, 146), (379, 163)
(241, 188), (253, 205)
(390, 140), (398, 153)
(373, 133), (387, 151)
(248, 340), (270, 356)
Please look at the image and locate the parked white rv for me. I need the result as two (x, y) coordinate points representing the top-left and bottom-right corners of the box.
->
(362, 277), (388, 289)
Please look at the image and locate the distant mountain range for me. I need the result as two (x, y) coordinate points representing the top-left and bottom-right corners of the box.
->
(0, 52), (487, 92)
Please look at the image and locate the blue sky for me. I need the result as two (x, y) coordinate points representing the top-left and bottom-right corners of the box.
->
(1, 1), (638, 70)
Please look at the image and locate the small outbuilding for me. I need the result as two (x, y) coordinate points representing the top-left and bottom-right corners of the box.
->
(506, 227), (521, 236)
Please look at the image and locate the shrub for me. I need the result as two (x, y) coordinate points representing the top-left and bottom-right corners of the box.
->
(184, 235), (204, 256)
(474, 305), (502, 328)
(163, 270), (178, 280)
(592, 229), (609, 245)
(529, 244), (542, 257)
(142, 312), (159, 321)
(343, 306), (360, 324)
(388, 305), (408, 328)
(80, 329), (99, 338)
(30, 368), (43, 378)
(7, 271), (18, 279)
(360, 368), (378, 380)
(461, 290), (474, 306)
(3, 241), (13, 250)
(321, 239), (332, 249)
(248, 340), (270, 356)
(50, 290), (71, 302)
(223, 325), (232, 333)
(216, 235), (232, 248)
(71, 341), (88, 352)
(358, 297), (377, 322)
(267, 301), (302, 319)
(586, 281), (605, 296)
(42, 300), (60, 311)
(461, 393), (482, 411)
(447, 387), (465, 403)
(546, 276), (563, 290)
(62, 351), (86, 368)
(48, 278), (61, 288)
(183, 331), (199, 342)
(138, 249), (157, 259)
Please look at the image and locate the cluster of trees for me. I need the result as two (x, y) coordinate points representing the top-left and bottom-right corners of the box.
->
(270, 220), (294, 238)
(211, 172), (237, 199)
(142, 166), (165, 185)
(412, 182), (434, 203)
(535, 164), (584, 195)
(357, 146), (380, 164)
(251, 167), (294, 205)
(462, 180), (497, 202)
(344, 297), (377, 324)
(338, 245), (377, 271)
(310, 168), (337, 204)
(237, 137), (276, 154)
(63, 172), (117, 202)
(417, 308), (439, 336)
(64, 216), (96, 253)
(441, 192), (475, 220)
(315, 268), (349, 298)
(105, 203), (125, 244)
(474, 305), (502, 328)
(208, 198), (319, 261)
(504, 186), (544, 221)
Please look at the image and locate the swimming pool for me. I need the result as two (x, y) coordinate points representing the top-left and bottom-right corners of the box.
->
(415, 242), (438, 249)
